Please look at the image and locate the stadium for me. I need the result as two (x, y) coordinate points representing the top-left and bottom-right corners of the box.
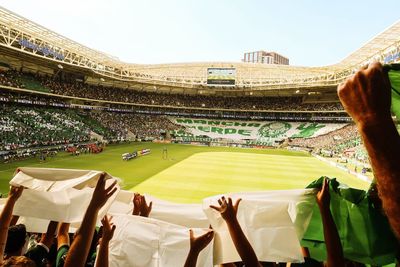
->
(0, 3), (400, 267)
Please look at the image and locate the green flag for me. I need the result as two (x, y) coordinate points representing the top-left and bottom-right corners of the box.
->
(301, 177), (398, 265)
(385, 63), (400, 119)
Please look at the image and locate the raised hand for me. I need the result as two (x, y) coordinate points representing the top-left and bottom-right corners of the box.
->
(132, 193), (141, 216)
(184, 229), (214, 267)
(90, 173), (117, 210)
(210, 196), (241, 222)
(337, 62), (392, 128)
(100, 215), (116, 243)
(132, 193), (152, 217)
(211, 197), (260, 266)
(8, 186), (24, 201)
(189, 229), (214, 254)
(139, 195), (152, 217)
(95, 216), (116, 267)
(316, 178), (330, 209)
(64, 174), (117, 267)
(338, 62), (400, 240)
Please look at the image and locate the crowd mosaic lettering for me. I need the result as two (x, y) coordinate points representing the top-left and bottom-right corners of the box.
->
(171, 118), (346, 142)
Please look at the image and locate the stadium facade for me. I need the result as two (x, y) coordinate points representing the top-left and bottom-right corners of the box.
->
(242, 51), (289, 65)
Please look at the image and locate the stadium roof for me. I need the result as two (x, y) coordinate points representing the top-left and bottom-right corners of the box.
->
(0, 6), (399, 92)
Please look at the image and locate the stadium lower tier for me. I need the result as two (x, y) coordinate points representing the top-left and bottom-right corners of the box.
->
(0, 102), (363, 158)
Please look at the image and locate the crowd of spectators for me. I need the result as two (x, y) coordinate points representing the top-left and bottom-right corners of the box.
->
(0, 69), (344, 111)
(0, 70), (23, 88)
(89, 112), (183, 140)
(0, 103), (184, 152)
(0, 104), (96, 151)
(45, 79), (343, 111)
(289, 124), (361, 154)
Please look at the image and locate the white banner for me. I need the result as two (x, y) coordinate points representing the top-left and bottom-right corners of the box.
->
(202, 189), (316, 264)
(10, 167), (120, 223)
(108, 214), (213, 267)
(3, 168), (319, 266)
(108, 191), (209, 228)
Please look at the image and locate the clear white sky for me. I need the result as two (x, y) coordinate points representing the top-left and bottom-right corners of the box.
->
(1, 0), (399, 66)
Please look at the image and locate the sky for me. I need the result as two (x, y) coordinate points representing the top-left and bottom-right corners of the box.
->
(1, 0), (399, 66)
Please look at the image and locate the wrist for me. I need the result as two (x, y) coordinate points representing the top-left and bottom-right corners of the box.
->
(88, 202), (101, 212)
(189, 247), (200, 255)
(317, 201), (329, 209)
(132, 209), (140, 216)
(101, 239), (111, 245)
(224, 216), (239, 227)
(6, 197), (17, 205)
(357, 115), (394, 133)
(318, 204), (331, 215)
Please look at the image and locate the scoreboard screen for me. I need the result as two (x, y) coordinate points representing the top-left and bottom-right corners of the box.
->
(207, 68), (236, 86)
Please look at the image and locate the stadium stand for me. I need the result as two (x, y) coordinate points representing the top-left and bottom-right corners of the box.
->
(288, 124), (360, 152)
(89, 112), (183, 140)
(0, 104), (104, 150)
(0, 69), (344, 111)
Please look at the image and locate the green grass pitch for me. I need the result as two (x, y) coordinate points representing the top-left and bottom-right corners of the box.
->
(0, 143), (370, 202)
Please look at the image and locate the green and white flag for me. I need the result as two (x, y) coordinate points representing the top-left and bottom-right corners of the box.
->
(386, 63), (400, 119)
(170, 118), (347, 142)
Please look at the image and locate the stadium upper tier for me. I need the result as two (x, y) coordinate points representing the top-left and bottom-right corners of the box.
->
(0, 6), (400, 93)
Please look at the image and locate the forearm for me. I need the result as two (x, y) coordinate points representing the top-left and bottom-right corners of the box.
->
(57, 223), (70, 248)
(41, 221), (57, 248)
(0, 199), (17, 262)
(10, 215), (19, 226)
(64, 204), (99, 267)
(319, 206), (344, 267)
(0, 199), (16, 228)
(184, 250), (199, 267)
(225, 218), (260, 267)
(359, 119), (400, 238)
(95, 240), (110, 267)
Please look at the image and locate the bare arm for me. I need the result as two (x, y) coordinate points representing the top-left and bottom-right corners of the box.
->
(0, 186), (23, 263)
(10, 216), (19, 226)
(95, 216), (116, 267)
(184, 229), (214, 267)
(39, 220), (58, 249)
(210, 197), (261, 267)
(317, 178), (344, 267)
(64, 174), (117, 267)
(338, 62), (400, 239)
(57, 223), (70, 249)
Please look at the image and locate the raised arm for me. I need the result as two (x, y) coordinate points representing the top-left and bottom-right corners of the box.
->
(64, 173), (117, 267)
(95, 215), (116, 267)
(338, 62), (400, 239)
(132, 193), (141, 216)
(57, 223), (70, 249)
(316, 178), (344, 267)
(55, 222), (70, 267)
(210, 197), (261, 267)
(25, 220), (58, 266)
(0, 186), (23, 264)
(132, 193), (152, 217)
(184, 229), (214, 267)
(40, 220), (58, 249)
